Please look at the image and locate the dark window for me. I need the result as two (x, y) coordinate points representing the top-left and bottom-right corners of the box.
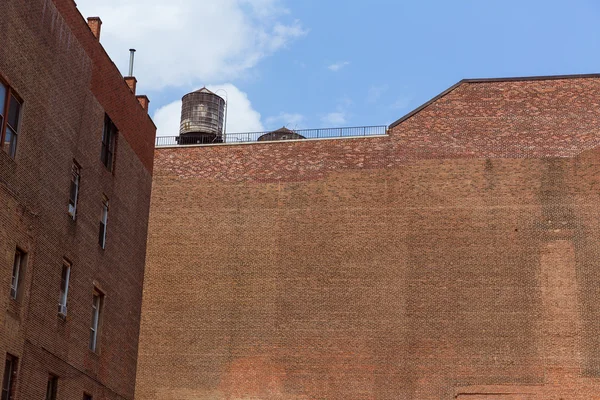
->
(10, 249), (25, 301)
(1, 354), (17, 400)
(100, 115), (116, 171)
(45, 375), (58, 400)
(0, 80), (22, 159)
(99, 196), (109, 249)
(68, 162), (81, 219)
(83, 394), (92, 400)
(89, 289), (103, 352)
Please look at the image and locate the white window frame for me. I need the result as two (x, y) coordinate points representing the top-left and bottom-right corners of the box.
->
(68, 162), (80, 219)
(10, 249), (23, 300)
(58, 261), (70, 317)
(99, 196), (108, 249)
(89, 290), (103, 352)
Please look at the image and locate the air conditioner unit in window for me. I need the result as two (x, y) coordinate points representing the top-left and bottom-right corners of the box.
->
(58, 304), (68, 316)
(68, 204), (76, 218)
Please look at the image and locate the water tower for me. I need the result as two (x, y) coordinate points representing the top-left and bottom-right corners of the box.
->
(178, 87), (226, 144)
(257, 127), (306, 141)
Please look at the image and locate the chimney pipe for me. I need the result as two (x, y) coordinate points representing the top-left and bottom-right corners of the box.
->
(87, 17), (102, 40)
(136, 95), (150, 113)
(124, 77), (137, 94)
(128, 49), (136, 77)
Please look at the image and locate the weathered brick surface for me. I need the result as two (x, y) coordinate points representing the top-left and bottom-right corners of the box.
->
(0, 0), (154, 398)
(52, 0), (156, 174)
(138, 76), (600, 399)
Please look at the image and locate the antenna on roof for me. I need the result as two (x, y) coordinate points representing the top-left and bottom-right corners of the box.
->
(128, 49), (136, 76)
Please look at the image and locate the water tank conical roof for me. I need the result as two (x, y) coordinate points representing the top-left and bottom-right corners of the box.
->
(194, 87), (215, 94)
(257, 127), (306, 141)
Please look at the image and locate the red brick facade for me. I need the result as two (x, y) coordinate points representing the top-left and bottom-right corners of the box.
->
(138, 76), (600, 399)
(0, 0), (155, 399)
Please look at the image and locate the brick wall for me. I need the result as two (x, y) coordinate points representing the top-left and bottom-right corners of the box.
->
(0, 0), (154, 398)
(51, 0), (156, 174)
(137, 75), (600, 399)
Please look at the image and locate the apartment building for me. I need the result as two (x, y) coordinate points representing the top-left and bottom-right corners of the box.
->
(0, 0), (155, 398)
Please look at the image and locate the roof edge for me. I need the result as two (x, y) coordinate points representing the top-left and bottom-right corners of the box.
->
(389, 81), (464, 129)
(463, 73), (600, 83)
(389, 73), (600, 130)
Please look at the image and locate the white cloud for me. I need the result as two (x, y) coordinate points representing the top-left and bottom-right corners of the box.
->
(327, 61), (350, 72)
(321, 112), (347, 126)
(267, 21), (307, 51)
(240, 0), (289, 18)
(75, 0), (307, 91)
(265, 112), (305, 129)
(153, 101), (183, 138)
(338, 96), (354, 108)
(367, 84), (389, 103)
(153, 84), (263, 137)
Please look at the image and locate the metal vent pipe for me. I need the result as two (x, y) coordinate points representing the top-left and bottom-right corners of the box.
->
(128, 49), (136, 76)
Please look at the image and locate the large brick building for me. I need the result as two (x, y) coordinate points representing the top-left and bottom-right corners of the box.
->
(5, 1), (600, 399)
(0, 0), (155, 399)
(137, 75), (600, 399)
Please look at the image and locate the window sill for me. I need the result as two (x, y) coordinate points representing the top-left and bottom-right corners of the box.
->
(6, 299), (21, 320)
(100, 161), (115, 176)
(57, 312), (70, 322)
(0, 148), (17, 173)
(88, 348), (101, 358)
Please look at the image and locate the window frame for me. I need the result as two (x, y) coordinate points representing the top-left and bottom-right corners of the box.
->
(89, 288), (104, 352)
(10, 249), (25, 301)
(45, 374), (58, 400)
(100, 114), (116, 171)
(1, 354), (17, 400)
(0, 79), (23, 159)
(99, 196), (109, 249)
(68, 161), (81, 220)
(58, 260), (71, 317)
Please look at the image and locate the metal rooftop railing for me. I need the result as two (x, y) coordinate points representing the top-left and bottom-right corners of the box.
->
(155, 125), (388, 147)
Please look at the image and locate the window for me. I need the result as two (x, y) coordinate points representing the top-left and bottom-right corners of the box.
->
(10, 249), (25, 301)
(0, 80), (22, 158)
(45, 375), (58, 400)
(83, 394), (93, 400)
(89, 289), (103, 352)
(98, 196), (108, 249)
(100, 114), (116, 171)
(68, 162), (81, 219)
(58, 261), (71, 317)
(1, 354), (17, 400)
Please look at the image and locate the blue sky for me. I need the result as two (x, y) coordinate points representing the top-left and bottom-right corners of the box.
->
(75, 0), (600, 136)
